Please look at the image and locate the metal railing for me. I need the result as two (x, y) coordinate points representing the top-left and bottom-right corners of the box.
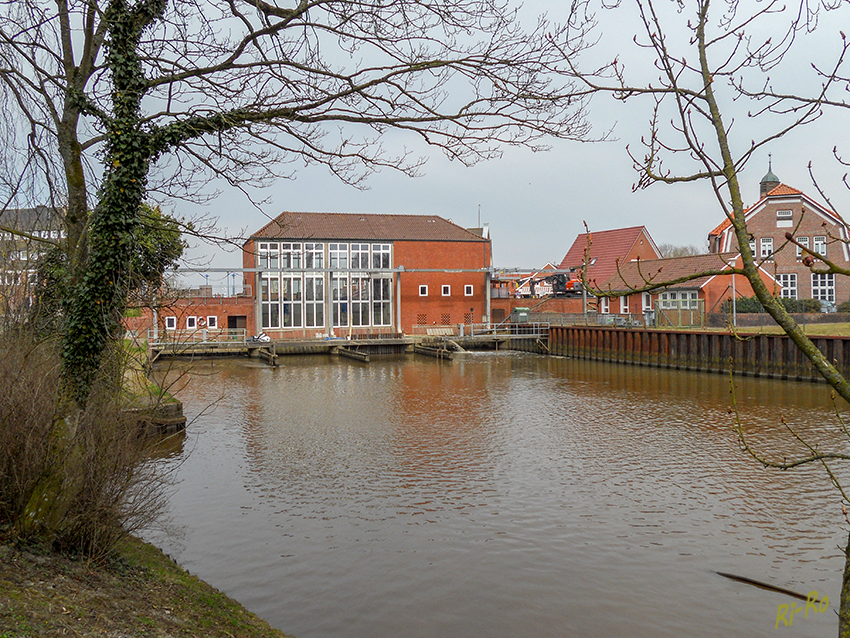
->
(148, 327), (247, 347)
(411, 322), (550, 339)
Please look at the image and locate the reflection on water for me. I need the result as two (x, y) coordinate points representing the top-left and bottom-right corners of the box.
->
(147, 353), (848, 638)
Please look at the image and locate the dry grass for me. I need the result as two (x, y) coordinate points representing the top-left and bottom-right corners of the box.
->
(715, 322), (850, 337)
(0, 534), (291, 637)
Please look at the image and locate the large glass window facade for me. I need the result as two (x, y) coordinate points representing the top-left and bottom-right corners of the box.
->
(259, 242), (393, 330)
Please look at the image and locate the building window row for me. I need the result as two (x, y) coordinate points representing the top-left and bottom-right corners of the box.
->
(257, 242), (393, 271)
(0, 229), (66, 240)
(164, 315), (220, 330)
(795, 235), (827, 259)
(775, 272), (835, 301)
(419, 284), (475, 297)
(747, 235), (828, 260)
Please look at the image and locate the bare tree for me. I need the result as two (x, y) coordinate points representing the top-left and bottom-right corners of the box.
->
(559, 0), (850, 632)
(0, 0), (597, 401)
(656, 243), (707, 258)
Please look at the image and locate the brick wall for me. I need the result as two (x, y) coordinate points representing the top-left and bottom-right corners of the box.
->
(718, 195), (850, 303)
(395, 239), (491, 329)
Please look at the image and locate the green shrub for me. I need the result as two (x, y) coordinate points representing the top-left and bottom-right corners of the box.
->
(722, 296), (822, 314)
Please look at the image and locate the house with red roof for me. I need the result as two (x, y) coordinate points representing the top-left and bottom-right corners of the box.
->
(558, 225), (663, 289)
(243, 211), (492, 338)
(708, 166), (850, 307)
(597, 252), (778, 326)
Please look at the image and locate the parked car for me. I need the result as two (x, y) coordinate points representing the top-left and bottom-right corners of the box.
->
(819, 300), (837, 313)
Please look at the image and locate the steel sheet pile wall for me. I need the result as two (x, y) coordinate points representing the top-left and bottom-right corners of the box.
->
(549, 326), (850, 382)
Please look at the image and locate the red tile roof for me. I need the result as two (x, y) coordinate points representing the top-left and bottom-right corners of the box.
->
(769, 184), (803, 197)
(599, 253), (740, 291)
(250, 212), (488, 243)
(708, 183), (809, 237)
(558, 226), (660, 285)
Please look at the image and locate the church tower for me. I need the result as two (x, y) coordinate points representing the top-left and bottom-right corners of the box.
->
(759, 156), (780, 197)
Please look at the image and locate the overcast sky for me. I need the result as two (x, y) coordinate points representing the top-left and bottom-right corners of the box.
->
(176, 0), (850, 283)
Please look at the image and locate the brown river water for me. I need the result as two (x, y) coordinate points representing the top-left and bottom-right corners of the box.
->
(146, 351), (849, 638)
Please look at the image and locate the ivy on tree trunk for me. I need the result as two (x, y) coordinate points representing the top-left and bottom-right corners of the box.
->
(63, 0), (166, 404)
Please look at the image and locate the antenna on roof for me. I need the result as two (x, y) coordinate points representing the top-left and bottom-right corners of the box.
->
(478, 204), (481, 228)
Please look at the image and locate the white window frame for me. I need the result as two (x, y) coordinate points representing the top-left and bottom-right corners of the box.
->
(372, 276), (392, 327)
(371, 243), (391, 270)
(464, 284), (474, 296)
(813, 236), (827, 258)
(257, 242), (280, 269)
(442, 285), (451, 297)
(165, 316), (177, 330)
(776, 209), (793, 218)
(620, 295), (629, 314)
(659, 290), (699, 310)
(599, 297), (610, 314)
(206, 315), (218, 328)
(329, 243), (349, 269)
(777, 273), (797, 300)
(659, 291), (677, 309)
(796, 236), (809, 259)
(812, 273), (835, 303)
(760, 237), (773, 259)
(419, 285), (428, 297)
(642, 292), (653, 311)
(186, 316), (197, 330)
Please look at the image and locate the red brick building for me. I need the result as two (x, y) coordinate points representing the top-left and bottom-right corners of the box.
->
(243, 212), (492, 337)
(708, 168), (850, 307)
(558, 226), (663, 288)
(598, 252), (778, 325)
(124, 287), (256, 340)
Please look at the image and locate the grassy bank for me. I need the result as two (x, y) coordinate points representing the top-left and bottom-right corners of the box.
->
(0, 533), (291, 637)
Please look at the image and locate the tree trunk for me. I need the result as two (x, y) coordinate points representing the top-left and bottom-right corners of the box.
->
(841, 530), (850, 637)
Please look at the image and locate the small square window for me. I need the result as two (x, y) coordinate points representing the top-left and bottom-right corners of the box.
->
(207, 316), (218, 328)
(186, 316), (197, 330)
(442, 285), (451, 296)
(419, 285), (428, 296)
(165, 316), (177, 330)
(464, 285), (474, 296)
